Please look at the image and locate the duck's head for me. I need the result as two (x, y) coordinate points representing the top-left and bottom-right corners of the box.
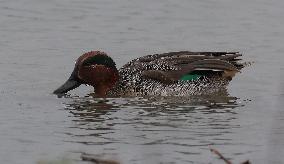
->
(53, 51), (119, 97)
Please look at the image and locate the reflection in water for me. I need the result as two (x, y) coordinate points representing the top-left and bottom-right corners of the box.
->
(61, 89), (245, 163)
(67, 97), (118, 125)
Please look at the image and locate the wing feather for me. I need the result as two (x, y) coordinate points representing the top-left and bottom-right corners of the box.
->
(122, 51), (244, 84)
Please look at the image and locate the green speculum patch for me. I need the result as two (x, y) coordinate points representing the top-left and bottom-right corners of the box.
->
(180, 74), (202, 81)
(180, 70), (222, 81)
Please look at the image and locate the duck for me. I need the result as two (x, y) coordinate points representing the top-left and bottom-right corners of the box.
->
(53, 51), (244, 97)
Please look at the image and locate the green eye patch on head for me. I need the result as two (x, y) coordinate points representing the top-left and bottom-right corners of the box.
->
(83, 54), (116, 69)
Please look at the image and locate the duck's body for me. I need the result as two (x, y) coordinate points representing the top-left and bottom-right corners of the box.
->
(53, 51), (244, 97)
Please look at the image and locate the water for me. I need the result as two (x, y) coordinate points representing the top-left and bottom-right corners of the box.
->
(0, 0), (283, 163)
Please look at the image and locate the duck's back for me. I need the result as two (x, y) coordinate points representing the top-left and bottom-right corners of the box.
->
(110, 51), (244, 96)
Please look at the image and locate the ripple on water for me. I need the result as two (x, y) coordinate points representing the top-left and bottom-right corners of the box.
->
(58, 93), (245, 163)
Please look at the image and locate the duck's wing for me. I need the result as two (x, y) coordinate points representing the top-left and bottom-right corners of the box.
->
(123, 51), (244, 84)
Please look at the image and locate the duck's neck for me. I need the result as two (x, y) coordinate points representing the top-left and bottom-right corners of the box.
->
(94, 85), (108, 97)
(94, 69), (120, 97)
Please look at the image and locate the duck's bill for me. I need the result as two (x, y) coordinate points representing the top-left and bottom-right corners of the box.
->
(53, 79), (81, 95)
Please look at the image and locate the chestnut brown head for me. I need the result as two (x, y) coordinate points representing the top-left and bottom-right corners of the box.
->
(53, 51), (119, 97)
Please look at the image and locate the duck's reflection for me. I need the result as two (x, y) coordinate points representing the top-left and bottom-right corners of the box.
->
(62, 90), (248, 163)
(64, 94), (119, 128)
(63, 88), (242, 126)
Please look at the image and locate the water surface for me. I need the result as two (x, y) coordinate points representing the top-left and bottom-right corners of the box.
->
(0, 0), (283, 163)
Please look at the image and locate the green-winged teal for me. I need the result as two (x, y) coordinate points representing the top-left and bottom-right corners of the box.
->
(53, 51), (244, 97)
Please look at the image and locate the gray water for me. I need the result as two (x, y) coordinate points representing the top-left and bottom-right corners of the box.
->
(0, 0), (283, 163)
